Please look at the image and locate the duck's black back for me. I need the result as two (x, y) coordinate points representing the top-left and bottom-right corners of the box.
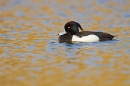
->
(76, 31), (115, 41)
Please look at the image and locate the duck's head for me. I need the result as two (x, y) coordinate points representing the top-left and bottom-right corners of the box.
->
(64, 21), (83, 35)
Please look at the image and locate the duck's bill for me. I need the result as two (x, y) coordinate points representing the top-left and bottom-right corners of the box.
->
(58, 31), (66, 36)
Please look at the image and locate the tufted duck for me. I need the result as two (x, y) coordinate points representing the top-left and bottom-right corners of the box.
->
(58, 21), (115, 43)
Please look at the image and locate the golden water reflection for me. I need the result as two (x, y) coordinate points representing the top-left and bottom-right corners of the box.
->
(0, 0), (130, 86)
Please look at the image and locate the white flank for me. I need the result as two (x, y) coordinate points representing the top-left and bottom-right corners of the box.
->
(58, 30), (66, 36)
(72, 34), (99, 42)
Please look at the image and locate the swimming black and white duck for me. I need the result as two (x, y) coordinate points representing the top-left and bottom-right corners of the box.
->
(58, 21), (115, 43)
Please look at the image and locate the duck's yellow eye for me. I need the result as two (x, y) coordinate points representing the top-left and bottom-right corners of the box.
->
(68, 27), (70, 28)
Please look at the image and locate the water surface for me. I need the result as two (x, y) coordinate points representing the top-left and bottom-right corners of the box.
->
(0, 0), (130, 86)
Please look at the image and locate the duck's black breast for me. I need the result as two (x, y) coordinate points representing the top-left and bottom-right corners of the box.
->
(59, 34), (73, 42)
(76, 31), (115, 41)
